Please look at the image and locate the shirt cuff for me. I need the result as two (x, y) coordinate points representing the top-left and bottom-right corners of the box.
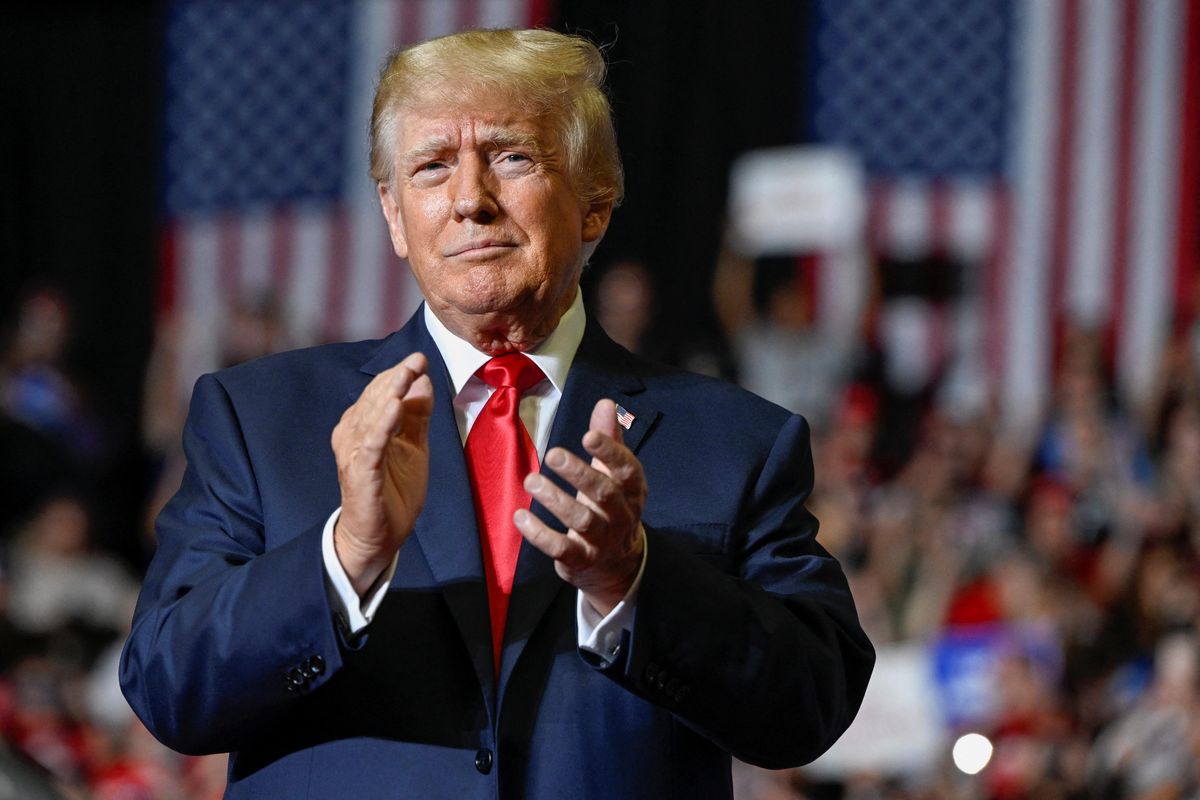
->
(321, 507), (397, 634)
(577, 527), (647, 665)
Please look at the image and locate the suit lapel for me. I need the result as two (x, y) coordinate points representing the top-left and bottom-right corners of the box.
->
(498, 318), (661, 697)
(362, 312), (665, 714)
(360, 312), (497, 712)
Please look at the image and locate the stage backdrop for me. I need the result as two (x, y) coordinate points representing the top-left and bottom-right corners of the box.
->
(159, 0), (551, 393)
(806, 0), (1199, 428)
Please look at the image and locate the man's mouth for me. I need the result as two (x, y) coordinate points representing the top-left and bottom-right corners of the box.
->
(446, 240), (517, 257)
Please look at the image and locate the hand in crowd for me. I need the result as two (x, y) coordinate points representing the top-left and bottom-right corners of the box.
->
(331, 352), (434, 595)
(516, 398), (647, 615)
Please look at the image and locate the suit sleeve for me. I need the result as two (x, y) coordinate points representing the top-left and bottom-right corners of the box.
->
(119, 373), (348, 755)
(589, 413), (875, 769)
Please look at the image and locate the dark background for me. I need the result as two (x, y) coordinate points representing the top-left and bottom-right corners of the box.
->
(2, 6), (162, 559)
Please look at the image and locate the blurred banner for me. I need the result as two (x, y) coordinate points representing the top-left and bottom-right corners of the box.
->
(930, 623), (1063, 730)
(808, 0), (1199, 427)
(159, 0), (546, 390)
(805, 642), (947, 779)
(806, 628), (1063, 780)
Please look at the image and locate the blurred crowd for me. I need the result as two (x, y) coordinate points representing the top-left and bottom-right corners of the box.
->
(0, 287), (284, 799)
(2, 249), (1199, 798)
(707, 246), (1200, 800)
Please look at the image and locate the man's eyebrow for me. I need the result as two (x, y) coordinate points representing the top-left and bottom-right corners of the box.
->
(402, 127), (545, 163)
(402, 134), (456, 164)
(476, 127), (542, 151)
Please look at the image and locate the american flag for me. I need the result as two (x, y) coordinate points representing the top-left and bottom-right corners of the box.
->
(161, 0), (547, 390)
(615, 404), (635, 430)
(809, 0), (1199, 428)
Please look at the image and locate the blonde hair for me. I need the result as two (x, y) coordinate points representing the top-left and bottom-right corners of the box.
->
(369, 28), (624, 206)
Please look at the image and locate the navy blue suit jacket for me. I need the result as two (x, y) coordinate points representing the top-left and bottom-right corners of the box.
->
(120, 309), (873, 799)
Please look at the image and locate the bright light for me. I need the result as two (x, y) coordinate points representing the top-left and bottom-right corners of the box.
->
(952, 733), (993, 775)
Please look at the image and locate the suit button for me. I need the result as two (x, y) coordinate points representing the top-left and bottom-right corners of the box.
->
(666, 677), (681, 697)
(676, 685), (692, 703)
(474, 748), (493, 774)
(306, 655), (326, 677)
(644, 663), (660, 684)
(288, 667), (307, 687)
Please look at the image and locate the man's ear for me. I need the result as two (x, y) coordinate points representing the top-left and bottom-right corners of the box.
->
(378, 181), (408, 259)
(581, 196), (615, 244)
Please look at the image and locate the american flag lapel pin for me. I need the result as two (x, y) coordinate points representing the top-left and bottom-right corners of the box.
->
(615, 404), (635, 430)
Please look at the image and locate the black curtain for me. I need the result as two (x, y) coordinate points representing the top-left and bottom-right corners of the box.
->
(1, 5), (160, 559)
(560, 0), (811, 364)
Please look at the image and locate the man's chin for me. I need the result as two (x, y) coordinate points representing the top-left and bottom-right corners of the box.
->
(442, 290), (527, 319)
(428, 293), (531, 342)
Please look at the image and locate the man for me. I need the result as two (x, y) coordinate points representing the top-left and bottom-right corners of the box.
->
(120, 28), (873, 799)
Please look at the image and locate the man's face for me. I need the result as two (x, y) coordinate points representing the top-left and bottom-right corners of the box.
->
(378, 89), (612, 353)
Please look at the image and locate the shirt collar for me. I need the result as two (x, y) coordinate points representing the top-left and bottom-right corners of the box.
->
(423, 288), (584, 398)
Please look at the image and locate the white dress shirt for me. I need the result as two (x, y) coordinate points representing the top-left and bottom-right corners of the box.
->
(321, 290), (642, 664)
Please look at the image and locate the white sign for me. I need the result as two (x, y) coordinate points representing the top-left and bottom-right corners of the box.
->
(804, 642), (948, 779)
(728, 146), (866, 255)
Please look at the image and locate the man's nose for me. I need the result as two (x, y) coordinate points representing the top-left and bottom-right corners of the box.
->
(450, 157), (499, 222)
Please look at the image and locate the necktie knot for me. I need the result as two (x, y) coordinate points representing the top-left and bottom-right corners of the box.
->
(476, 352), (545, 395)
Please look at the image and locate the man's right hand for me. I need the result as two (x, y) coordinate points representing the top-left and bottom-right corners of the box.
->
(331, 351), (434, 596)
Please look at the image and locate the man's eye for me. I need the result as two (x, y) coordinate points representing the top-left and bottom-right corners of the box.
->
(499, 153), (529, 164)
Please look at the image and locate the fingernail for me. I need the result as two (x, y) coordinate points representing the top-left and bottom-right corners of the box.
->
(514, 509), (529, 525)
(546, 449), (566, 469)
(525, 474), (543, 491)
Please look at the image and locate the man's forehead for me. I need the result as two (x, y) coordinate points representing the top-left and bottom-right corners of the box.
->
(397, 107), (555, 155)
(401, 113), (540, 141)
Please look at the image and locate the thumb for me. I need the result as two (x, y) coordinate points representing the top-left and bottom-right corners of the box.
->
(588, 398), (621, 444)
(585, 399), (622, 478)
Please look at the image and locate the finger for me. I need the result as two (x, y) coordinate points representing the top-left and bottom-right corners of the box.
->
(355, 368), (421, 458)
(582, 428), (642, 480)
(379, 363), (421, 416)
(582, 398), (636, 482)
(334, 394), (402, 475)
(396, 374), (434, 444)
(360, 351), (429, 420)
(514, 508), (592, 565)
(524, 472), (607, 534)
(365, 352), (429, 434)
(353, 367), (414, 443)
(337, 353), (429, 470)
(540, 450), (619, 512)
(588, 398), (622, 444)
(397, 350), (428, 374)
(379, 351), (429, 384)
(390, 351), (429, 396)
(361, 397), (404, 464)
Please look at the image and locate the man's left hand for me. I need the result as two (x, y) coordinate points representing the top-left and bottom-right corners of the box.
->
(514, 398), (647, 615)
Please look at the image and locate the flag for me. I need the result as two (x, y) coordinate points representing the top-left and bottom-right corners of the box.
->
(809, 0), (1199, 428)
(161, 0), (546, 390)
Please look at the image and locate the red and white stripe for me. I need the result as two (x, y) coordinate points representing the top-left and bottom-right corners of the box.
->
(165, 0), (543, 391)
(860, 0), (1198, 431)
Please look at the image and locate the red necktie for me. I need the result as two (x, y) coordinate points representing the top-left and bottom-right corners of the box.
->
(463, 353), (545, 675)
